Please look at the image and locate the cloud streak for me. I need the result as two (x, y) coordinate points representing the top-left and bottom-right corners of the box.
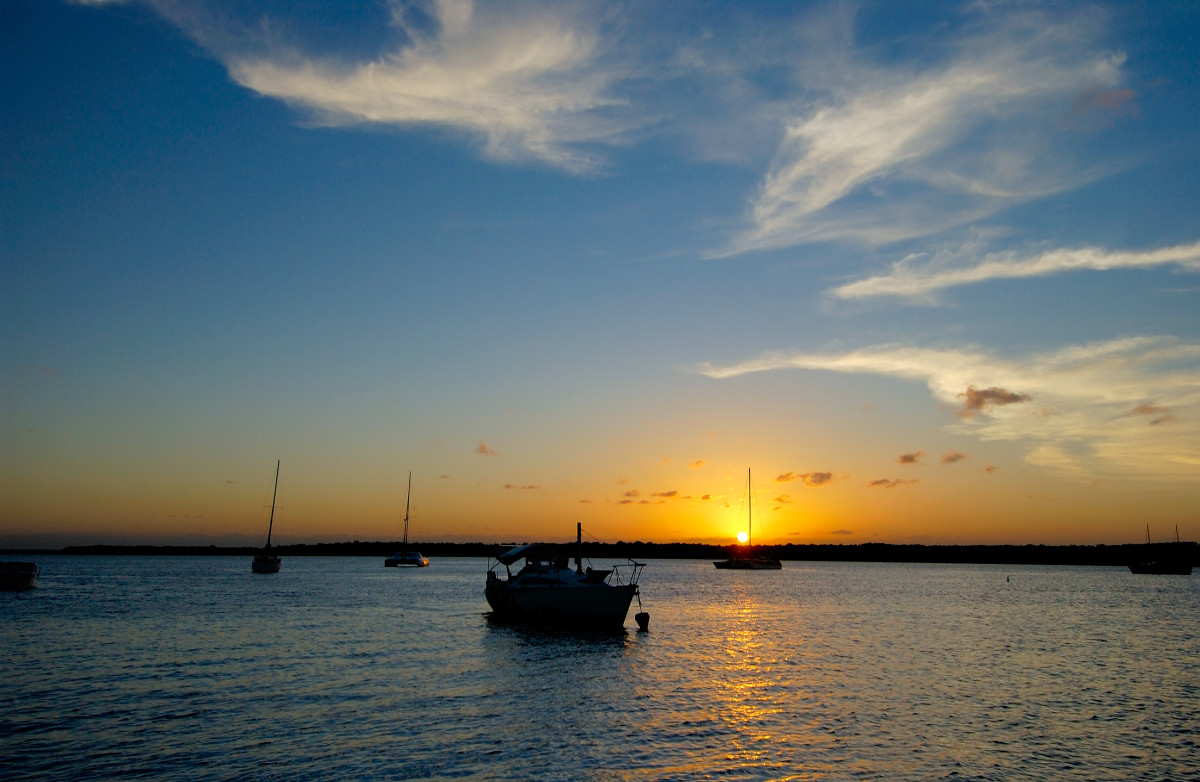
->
(106, 0), (1145, 226)
(776, 470), (834, 487)
(698, 336), (1200, 478)
(959, 386), (1031, 418)
(869, 479), (917, 489)
(726, 8), (1128, 252)
(186, 0), (635, 173)
(833, 241), (1200, 301)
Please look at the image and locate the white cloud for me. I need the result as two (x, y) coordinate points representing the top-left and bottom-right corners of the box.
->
(833, 241), (1200, 301)
(724, 9), (1128, 253)
(223, 0), (630, 173)
(697, 337), (1200, 478)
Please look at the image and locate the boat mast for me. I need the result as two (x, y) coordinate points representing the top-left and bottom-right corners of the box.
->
(402, 471), (412, 546)
(266, 459), (280, 548)
(747, 468), (753, 550)
(576, 522), (583, 573)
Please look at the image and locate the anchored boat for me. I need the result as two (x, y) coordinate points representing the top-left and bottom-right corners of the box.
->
(385, 472), (428, 567)
(0, 561), (40, 591)
(1129, 524), (1193, 575)
(251, 460), (282, 574)
(714, 468), (782, 570)
(485, 523), (648, 630)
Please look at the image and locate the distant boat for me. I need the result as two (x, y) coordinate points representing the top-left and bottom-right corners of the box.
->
(485, 523), (648, 630)
(1128, 524), (1192, 575)
(251, 460), (282, 574)
(0, 561), (40, 591)
(714, 468), (782, 570)
(384, 472), (428, 567)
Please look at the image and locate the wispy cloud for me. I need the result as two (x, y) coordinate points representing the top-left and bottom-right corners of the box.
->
(959, 386), (1031, 418)
(166, 0), (633, 173)
(869, 479), (918, 489)
(897, 451), (925, 465)
(725, 8), (1127, 252)
(100, 0), (1138, 213)
(1129, 403), (1175, 426)
(475, 441), (497, 456)
(698, 336), (1200, 478)
(941, 451), (969, 464)
(833, 241), (1200, 301)
(777, 470), (834, 486)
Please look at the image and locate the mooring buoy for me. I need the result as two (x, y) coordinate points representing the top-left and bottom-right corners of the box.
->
(635, 611), (650, 631)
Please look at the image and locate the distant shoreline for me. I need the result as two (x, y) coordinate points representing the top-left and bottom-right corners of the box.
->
(3, 540), (1196, 567)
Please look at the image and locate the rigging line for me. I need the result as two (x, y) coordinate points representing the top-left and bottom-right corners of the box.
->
(579, 526), (607, 543)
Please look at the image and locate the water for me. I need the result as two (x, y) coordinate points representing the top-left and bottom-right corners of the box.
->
(3, 557), (1197, 781)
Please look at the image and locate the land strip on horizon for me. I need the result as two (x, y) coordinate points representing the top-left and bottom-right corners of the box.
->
(4, 541), (1196, 567)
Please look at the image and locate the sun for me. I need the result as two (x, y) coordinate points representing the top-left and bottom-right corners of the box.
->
(736, 531), (749, 544)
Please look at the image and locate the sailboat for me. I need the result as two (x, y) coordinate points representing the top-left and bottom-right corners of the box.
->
(251, 460), (282, 574)
(714, 468), (782, 570)
(384, 472), (429, 567)
(1128, 524), (1192, 575)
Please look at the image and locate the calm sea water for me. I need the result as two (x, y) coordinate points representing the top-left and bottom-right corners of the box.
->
(2, 556), (1197, 781)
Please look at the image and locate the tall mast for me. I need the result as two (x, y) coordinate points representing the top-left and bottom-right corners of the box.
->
(747, 468), (753, 549)
(402, 471), (412, 545)
(266, 459), (280, 548)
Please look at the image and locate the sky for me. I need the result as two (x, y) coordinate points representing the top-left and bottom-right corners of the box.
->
(3, 0), (1198, 549)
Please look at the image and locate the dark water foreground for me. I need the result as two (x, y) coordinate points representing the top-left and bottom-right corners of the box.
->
(2, 557), (1196, 780)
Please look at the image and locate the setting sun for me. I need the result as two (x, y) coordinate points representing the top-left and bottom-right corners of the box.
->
(737, 531), (749, 544)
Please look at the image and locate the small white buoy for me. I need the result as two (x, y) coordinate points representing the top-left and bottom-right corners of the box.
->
(635, 611), (650, 631)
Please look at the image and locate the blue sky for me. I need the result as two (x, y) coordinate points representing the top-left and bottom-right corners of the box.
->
(3, 0), (1198, 547)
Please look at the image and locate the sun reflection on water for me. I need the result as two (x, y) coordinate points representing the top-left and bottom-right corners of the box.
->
(714, 592), (791, 772)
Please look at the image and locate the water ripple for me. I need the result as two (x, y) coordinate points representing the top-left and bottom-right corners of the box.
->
(2, 558), (1197, 780)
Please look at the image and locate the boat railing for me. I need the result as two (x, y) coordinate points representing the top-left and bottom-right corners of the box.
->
(608, 560), (644, 587)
